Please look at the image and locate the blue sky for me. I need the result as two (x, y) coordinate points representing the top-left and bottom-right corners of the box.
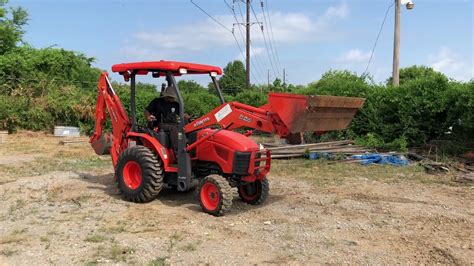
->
(15, 0), (473, 85)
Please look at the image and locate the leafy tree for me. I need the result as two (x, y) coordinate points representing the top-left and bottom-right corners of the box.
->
(178, 80), (206, 94)
(446, 80), (474, 140)
(0, 47), (101, 96)
(0, 0), (28, 54)
(304, 70), (372, 97)
(387, 65), (448, 85)
(268, 78), (288, 92)
(218, 60), (246, 96)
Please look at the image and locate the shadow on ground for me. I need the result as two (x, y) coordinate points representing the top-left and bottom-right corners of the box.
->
(74, 171), (284, 215)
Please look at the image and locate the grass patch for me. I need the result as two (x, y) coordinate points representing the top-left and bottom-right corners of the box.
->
(109, 244), (135, 262)
(0, 230), (27, 244)
(167, 233), (183, 253)
(179, 240), (201, 252)
(148, 257), (168, 266)
(84, 234), (107, 243)
(271, 159), (457, 186)
(89, 243), (135, 263)
(321, 237), (336, 248)
(0, 157), (109, 179)
(0, 248), (18, 256)
(100, 220), (128, 234)
(8, 199), (27, 214)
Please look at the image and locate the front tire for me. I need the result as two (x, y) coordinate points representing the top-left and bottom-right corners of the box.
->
(238, 177), (269, 205)
(116, 145), (164, 203)
(198, 175), (233, 216)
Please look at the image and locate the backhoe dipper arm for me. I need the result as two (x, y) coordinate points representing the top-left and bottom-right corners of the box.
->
(184, 102), (290, 137)
(90, 72), (130, 166)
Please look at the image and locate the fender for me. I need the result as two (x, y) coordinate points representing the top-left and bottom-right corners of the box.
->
(127, 132), (178, 173)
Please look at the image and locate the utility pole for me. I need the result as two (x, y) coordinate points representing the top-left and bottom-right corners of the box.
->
(233, 0), (261, 89)
(267, 69), (270, 86)
(283, 68), (286, 85)
(246, 0), (251, 89)
(392, 0), (401, 86)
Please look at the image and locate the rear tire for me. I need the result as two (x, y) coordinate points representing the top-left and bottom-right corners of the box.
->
(238, 177), (269, 205)
(116, 145), (164, 203)
(198, 175), (233, 216)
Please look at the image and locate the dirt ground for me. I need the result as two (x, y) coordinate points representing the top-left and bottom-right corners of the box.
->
(0, 132), (472, 265)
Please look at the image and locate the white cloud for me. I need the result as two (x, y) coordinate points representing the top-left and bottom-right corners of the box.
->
(428, 47), (473, 81)
(323, 3), (349, 19)
(121, 2), (350, 59)
(336, 49), (371, 62)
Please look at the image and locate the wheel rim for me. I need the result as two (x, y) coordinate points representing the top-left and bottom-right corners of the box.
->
(201, 182), (220, 211)
(123, 161), (142, 189)
(239, 182), (259, 201)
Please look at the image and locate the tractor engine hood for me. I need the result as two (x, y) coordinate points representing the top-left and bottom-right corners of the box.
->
(197, 128), (259, 152)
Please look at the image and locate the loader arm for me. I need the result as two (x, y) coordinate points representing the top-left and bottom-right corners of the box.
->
(90, 72), (131, 166)
(184, 101), (290, 137)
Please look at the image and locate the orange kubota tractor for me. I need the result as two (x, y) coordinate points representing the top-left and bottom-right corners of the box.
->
(90, 61), (364, 216)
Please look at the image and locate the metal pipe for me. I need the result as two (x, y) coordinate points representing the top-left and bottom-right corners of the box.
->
(167, 72), (191, 191)
(212, 76), (225, 104)
(232, 102), (269, 115)
(130, 74), (137, 132)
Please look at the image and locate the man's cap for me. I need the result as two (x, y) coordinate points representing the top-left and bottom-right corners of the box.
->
(162, 86), (178, 100)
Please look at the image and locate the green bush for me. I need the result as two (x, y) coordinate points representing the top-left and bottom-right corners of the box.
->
(234, 90), (268, 107)
(0, 46), (101, 96)
(182, 90), (221, 118)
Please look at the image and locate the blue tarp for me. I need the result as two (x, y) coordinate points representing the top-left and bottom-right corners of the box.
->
(351, 154), (409, 166)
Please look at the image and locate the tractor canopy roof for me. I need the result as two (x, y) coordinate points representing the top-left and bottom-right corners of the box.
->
(112, 60), (223, 80)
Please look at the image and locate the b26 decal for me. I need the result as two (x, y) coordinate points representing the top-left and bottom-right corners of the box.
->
(239, 114), (252, 123)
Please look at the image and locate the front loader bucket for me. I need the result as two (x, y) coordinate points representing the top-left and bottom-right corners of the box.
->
(266, 92), (365, 133)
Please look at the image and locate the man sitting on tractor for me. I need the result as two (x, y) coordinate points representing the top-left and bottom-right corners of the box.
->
(144, 86), (180, 153)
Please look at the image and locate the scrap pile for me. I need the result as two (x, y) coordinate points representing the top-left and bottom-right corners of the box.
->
(408, 152), (474, 183)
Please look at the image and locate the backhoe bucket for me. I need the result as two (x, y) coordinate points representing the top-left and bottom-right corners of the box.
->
(267, 92), (365, 133)
(91, 133), (112, 155)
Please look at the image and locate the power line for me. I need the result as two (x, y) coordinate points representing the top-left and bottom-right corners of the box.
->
(249, 40), (267, 81)
(246, 2), (277, 79)
(190, 0), (233, 33)
(225, 0), (264, 84)
(259, 0), (281, 77)
(191, 0), (260, 84)
(229, 0), (265, 84)
(262, 0), (283, 72)
(363, 2), (394, 76)
(247, 2), (275, 80)
(256, 1), (279, 79)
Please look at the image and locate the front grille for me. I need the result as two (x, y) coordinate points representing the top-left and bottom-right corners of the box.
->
(254, 153), (261, 167)
(233, 151), (251, 175)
